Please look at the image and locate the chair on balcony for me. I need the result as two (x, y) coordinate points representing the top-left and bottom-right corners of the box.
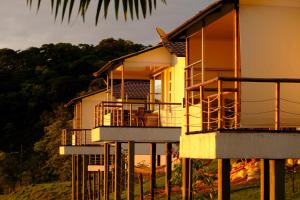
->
(135, 107), (145, 126)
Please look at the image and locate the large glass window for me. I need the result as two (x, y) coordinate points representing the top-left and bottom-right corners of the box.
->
(154, 74), (162, 103)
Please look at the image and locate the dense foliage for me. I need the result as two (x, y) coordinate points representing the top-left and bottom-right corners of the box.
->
(0, 38), (146, 192)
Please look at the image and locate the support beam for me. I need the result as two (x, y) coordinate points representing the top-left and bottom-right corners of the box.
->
(72, 155), (76, 200)
(82, 155), (88, 200)
(98, 171), (101, 200)
(115, 142), (122, 200)
(150, 143), (156, 200)
(77, 155), (83, 200)
(269, 159), (285, 200)
(104, 143), (110, 200)
(188, 159), (193, 200)
(165, 143), (172, 200)
(182, 158), (190, 200)
(93, 172), (96, 200)
(217, 159), (230, 200)
(128, 141), (135, 200)
(260, 159), (270, 200)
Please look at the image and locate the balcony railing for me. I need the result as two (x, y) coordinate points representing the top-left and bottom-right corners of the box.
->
(94, 101), (182, 128)
(185, 76), (300, 134)
(61, 129), (93, 146)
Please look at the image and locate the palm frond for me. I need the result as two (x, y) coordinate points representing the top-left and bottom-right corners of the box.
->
(30, 0), (166, 25)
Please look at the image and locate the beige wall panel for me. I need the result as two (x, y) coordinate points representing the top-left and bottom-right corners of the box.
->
(239, 4), (300, 128)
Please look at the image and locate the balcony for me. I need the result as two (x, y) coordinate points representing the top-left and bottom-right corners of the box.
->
(60, 129), (105, 155)
(92, 101), (182, 142)
(180, 76), (300, 159)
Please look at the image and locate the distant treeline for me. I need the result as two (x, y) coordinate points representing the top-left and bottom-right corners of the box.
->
(0, 38), (147, 192)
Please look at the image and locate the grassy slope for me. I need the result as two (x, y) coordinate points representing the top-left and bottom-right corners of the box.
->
(0, 182), (71, 200)
(2, 173), (300, 200)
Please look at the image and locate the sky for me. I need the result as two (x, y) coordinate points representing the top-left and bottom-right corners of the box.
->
(0, 0), (214, 50)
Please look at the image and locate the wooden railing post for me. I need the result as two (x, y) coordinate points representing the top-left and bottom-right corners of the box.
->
(130, 104), (133, 126)
(218, 80), (223, 129)
(275, 82), (280, 130)
(158, 104), (161, 127)
(207, 97), (211, 130)
(186, 90), (190, 134)
(200, 85), (204, 131)
(101, 102), (104, 126)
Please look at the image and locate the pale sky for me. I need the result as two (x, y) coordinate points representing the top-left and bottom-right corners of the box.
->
(0, 0), (214, 50)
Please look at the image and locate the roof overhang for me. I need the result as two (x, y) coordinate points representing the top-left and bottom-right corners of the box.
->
(93, 44), (163, 77)
(167, 0), (237, 41)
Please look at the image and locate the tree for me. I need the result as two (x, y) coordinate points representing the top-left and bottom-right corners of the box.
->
(28, 0), (166, 25)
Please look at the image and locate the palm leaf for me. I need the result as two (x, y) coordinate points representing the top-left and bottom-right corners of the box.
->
(31, 0), (166, 24)
(61, 0), (69, 22)
(68, 0), (75, 22)
(148, 0), (152, 15)
(128, 0), (134, 20)
(140, 0), (147, 18)
(122, 0), (128, 21)
(54, 0), (61, 21)
(134, 0), (139, 19)
(37, 0), (41, 12)
(95, 0), (104, 25)
(104, 0), (111, 19)
(115, 0), (120, 19)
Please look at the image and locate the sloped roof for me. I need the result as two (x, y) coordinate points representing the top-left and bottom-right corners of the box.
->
(93, 45), (163, 77)
(113, 81), (149, 99)
(65, 88), (106, 107)
(162, 41), (185, 57)
(93, 41), (186, 77)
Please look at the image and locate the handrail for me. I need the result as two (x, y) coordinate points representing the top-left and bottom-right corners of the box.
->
(95, 101), (183, 128)
(184, 60), (202, 70)
(101, 101), (181, 106)
(61, 129), (92, 146)
(185, 76), (300, 134)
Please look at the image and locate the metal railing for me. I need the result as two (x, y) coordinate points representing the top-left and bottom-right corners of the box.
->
(94, 101), (182, 128)
(61, 129), (92, 146)
(185, 76), (300, 134)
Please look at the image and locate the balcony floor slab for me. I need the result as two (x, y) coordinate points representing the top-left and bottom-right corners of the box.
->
(92, 127), (181, 143)
(180, 131), (300, 159)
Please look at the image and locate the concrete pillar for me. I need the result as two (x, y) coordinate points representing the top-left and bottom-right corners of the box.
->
(98, 171), (101, 200)
(188, 159), (193, 200)
(217, 159), (230, 200)
(260, 159), (270, 200)
(150, 143), (156, 200)
(269, 159), (285, 200)
(115, 142), (122, 200)
(104, 143), (110, 200)
(165, 143), (172, 200)
(77, 155), (83, 199)
(72, 155), (76, 200)
(182, 158), (190, 200)
(82, 155), (88, 200)
(128, 141), (135, 200)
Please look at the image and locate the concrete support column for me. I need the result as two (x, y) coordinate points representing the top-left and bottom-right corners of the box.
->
(217, 159), (230, 200)
(127, 141), (135, 200)
(150, 143), (156, 200)
(104, 143), (110, 200)
(72, 155), (76, 200)
(165, 143), (172, 200)
(269, 159), (285, 200)
(182, 158), (190, 200)
(82, 155), (88, 200)
(115, 142), (122, 200)
(188, 159), (193, 200)
(260, 159), (270, 200)
(98, 171), (101, 200)
(77, 155), (83, 200)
